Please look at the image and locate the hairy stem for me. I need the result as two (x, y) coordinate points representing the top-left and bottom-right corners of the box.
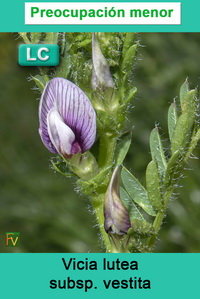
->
(147, 188), (174, 251)
(91, 132), (118, 251)
(98, 133), (117, 169)
(90, 194), (113, 252)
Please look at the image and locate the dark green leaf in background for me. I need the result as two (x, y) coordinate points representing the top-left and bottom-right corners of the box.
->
(121, 167), (156, 216)
(116, 131), (132, 165)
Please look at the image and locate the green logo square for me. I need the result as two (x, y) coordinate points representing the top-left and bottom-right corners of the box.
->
(5, 232), (20, 247)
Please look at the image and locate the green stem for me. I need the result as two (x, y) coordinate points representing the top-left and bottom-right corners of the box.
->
(90, 194), (112, 252)
(147, 188), (174, 251)
(148, 127), (200, 251)
(91, 131), (118, 251)
(98, 133), (117, 169)
(19, 33), (30, 44)
(39, 67), (49, 83)
(91, 194), (130, 253)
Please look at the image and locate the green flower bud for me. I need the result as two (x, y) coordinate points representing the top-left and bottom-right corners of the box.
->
(69, 151), (99, 181)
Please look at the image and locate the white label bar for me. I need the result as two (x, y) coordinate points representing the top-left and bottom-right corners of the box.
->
(25, 2), (181, 25)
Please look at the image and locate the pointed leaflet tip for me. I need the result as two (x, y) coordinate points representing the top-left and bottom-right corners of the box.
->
(168, 100), (178, 141)
(180, 78), (189, 108)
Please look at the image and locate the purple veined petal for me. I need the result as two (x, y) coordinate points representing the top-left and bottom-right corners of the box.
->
(39, 77), (96, 155)
(104, 166), (131, 235)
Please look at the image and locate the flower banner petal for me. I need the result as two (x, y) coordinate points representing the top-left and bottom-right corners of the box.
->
(39, 77), (96, 155)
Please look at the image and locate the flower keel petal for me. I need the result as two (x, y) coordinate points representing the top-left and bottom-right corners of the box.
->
(47, 109), (80, 157)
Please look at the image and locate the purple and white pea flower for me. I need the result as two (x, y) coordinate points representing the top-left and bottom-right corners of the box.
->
(39, 77), (96, 158)
(104, 166), (131, 235)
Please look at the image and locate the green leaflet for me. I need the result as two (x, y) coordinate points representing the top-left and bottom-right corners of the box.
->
(96, 109), (118, 134)
(150, 127), (167, 178)
(78, 166), (112, 196)
(171, 109), (195, 154)
(122, 33), (136, 58)
(184, 129), (200, 163)
(121, 44), (137, 79)
(182, 89), (196, 115)
(59, 33), (66, 54)
(164, 150), (183, 189)
(44, 32), (59, 44)
(32, 75), (46, 92)
(121, 166), (156, 216)
(77, 39), (92, 48)
(18, 33), (30, 44)
(96, 33), (123, 68)
(121, 44), (137, 73)
(124, 87), (137, 104)
(171, 90), (196, 153)
(30, 32), (42, 44)
(51, 159), (74, 178)
(146, 161), (162, 212)
(168, 100), (178, 141)
(70, 52), (92, 92)
(116, 131), (132, 165)
(120, 187), (143, 222)
(166, 89), (196, 184)
(55, 54), (71, 79)
(127, 219), (153, 237)
(180, 78), (189, 109)
(55, 35), (71, 79)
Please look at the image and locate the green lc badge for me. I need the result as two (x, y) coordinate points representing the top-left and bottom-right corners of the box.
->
(18, 44), (59, 66)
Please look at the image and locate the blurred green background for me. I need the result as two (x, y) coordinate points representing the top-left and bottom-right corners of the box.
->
(0, 33), (200, 253)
